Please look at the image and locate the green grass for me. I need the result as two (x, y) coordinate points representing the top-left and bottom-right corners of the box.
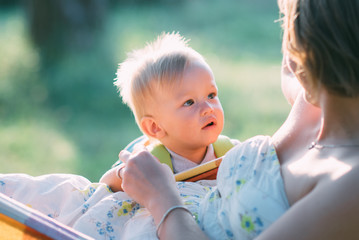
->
(0, 0), (290, 182)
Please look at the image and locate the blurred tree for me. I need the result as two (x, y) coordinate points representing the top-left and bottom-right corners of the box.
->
(0, 0), (21, 8)
(24, 0), (109, 63)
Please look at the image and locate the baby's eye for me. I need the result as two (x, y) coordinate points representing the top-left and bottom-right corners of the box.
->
(208, 93), (216, 99)
(184, 99), (194, 106)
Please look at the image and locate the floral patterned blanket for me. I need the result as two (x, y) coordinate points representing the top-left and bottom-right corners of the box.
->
(0, 136), (290, 240)
(0, 173), (212, 239)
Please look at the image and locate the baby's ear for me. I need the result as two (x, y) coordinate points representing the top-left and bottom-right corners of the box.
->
(140, 117), (166, 139)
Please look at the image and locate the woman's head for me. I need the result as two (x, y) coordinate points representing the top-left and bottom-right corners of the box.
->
(279, 0), (359, 97)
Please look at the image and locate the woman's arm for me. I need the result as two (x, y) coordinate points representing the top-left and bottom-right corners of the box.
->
(119, 150), (209, 240)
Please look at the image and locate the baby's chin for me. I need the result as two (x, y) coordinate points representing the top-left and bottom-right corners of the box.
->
(207, 134), (221, 146)
(192, 132), (221, 148)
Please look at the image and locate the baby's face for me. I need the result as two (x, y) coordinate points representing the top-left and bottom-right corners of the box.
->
(153, 61), (224, 152)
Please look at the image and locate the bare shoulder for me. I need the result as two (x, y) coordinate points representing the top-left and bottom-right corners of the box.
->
(322, 160), (359, 200)
(300, 160), (359, 238)
(256, 157), (359, 240)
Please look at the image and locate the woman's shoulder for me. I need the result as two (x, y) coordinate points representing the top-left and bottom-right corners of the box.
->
(319, 159), (359, 198)
(292, 158), (359, 238)
(312, 151), (359, 193)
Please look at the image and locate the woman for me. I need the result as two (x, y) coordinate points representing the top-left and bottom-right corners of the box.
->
(118, 0), (359, 239)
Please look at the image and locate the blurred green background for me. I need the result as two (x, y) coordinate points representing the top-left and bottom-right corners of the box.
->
(0, 0), (290, 182)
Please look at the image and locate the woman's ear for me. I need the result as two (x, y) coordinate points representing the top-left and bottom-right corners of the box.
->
(287, 56), (320, 107)
(140, 117), (166, 139)
(281, 54), (303, 105)
(296, 70), (321, 107)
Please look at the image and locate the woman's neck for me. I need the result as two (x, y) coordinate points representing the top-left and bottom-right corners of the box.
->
(317, 94), (359, 145)
(273, 92), (321, 162)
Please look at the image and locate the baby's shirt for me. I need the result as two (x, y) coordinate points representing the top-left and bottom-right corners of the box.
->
(167, 144), (217, 174)
(167, 138), (240, 173)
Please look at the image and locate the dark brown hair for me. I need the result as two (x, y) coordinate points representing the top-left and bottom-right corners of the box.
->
(279, 0), (359, 97)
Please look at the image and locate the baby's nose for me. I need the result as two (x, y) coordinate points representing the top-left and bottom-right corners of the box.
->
(201, 101), (214, 116)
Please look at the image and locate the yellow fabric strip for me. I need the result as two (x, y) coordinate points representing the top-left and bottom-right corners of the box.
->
(174, 157), (222, 181)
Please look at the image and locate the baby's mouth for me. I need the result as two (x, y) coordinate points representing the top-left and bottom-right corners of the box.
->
(206, 122), (214, 127)
(203, 121), (215, 129)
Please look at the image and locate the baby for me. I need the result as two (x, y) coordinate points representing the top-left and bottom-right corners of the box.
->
(100, 32), (238, 192)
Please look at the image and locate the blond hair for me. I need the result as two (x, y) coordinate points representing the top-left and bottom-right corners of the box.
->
(115, 32), (208, 129)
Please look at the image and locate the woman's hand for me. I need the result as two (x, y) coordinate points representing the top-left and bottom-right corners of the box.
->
(118, 149), (183, 223)
(118, 149), (208, 239)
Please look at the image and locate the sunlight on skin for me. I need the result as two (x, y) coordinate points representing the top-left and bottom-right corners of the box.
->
(329, 160), (352, 181)
(288, 155), (352, 181)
